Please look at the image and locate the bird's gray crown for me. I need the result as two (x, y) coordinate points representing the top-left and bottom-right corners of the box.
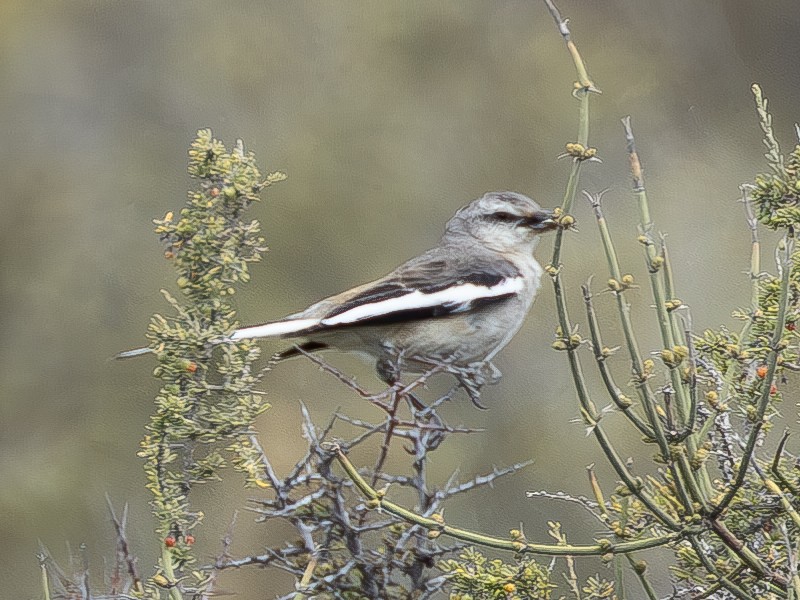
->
(442, 191), (556, 253)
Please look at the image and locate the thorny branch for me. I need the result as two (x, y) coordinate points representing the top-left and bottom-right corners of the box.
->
(203, 354), (534, 598)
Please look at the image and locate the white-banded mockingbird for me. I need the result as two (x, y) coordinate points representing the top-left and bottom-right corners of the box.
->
(118, 192), (558, 402)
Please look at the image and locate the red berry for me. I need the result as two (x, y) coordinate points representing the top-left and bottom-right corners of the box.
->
(164, 536), (176, 547)
(186, 362), (198, 373)
(185, 534), (195, 545)
(756, 366), (768, 378)
(770, 384), (778, 396)
(787, 322), (796, 331)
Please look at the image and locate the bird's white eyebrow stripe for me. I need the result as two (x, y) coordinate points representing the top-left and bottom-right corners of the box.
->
(320, 277), (524, 326)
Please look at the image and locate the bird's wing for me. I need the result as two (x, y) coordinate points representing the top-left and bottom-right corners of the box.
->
(231, 248), (524, 340)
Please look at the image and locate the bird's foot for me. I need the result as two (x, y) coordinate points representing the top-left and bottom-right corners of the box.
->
(449, 361), (502, 410)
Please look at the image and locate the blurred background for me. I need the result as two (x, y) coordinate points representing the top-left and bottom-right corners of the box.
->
(2, 0), (800, 597)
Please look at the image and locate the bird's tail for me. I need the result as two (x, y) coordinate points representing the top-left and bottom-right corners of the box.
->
(229, 318), (319, 340)
(114, 346), (154, 360)
(115, 317), (320, 359)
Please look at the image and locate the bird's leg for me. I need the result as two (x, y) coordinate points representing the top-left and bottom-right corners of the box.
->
(450, 360), (502, 410)
(460, 380), (488, 410)
(376, 357), (427, 411)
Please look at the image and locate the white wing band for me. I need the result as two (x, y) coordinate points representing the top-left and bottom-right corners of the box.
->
(321, 277), (524, 327)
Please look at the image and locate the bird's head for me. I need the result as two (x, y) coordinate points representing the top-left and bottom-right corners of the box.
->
(444, 192), (558, 254)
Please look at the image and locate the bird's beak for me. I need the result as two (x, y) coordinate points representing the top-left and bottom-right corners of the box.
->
(529, 210), (559, 231)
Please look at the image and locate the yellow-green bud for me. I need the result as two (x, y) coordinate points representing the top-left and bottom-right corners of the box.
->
(650, 256), (665, 270)
(614, 484), (632, 497)
(673, 345), (689, 359)
(660, 348), (678, 367)
(642, 359), (655, 375)
(691, 447), (709, 470)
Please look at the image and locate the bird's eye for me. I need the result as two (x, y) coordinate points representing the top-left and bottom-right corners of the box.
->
(489, 212), (520, 224)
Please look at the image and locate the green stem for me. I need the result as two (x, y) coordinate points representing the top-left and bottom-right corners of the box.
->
(558, 276), (679, 526)
(675, 451), (705, 511)
(772, 431), (800, 496)
(624, 555), (658, 600)
(615, 556), (625, 600)
(660, 236), (688, 348)
(752, 434), (800, 530)
(672, 326), (698, 443)
(542, 0), (597, 92)
(621, 116), (713, 500)
(546, 0), (598, 269)
(585, 195), (700, 514)
(543, 10), (682, 530)
(716, 189), (761, 431)
(708, 517), (787, 590)
(161, 545), (184, 600)
(332, 445), (680, 556)
(582, 285), (654, 438)
(713, 237), (793, 515)
(552, 159), (584, 268)
(688, 536), (762, 600)
(586, 199), (673, 455)
(40, 559), (51, 600)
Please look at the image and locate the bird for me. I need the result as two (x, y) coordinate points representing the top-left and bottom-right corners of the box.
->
(117, 191), (558, 400)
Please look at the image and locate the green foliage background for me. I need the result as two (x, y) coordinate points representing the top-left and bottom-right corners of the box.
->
(2, 1), (800, 598)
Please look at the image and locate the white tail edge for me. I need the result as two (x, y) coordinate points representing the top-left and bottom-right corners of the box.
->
(114, 346), (154, 360)
(230, 318), (319, 340)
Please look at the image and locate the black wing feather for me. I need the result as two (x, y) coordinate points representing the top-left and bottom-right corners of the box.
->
(302, 247), (521, 332)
